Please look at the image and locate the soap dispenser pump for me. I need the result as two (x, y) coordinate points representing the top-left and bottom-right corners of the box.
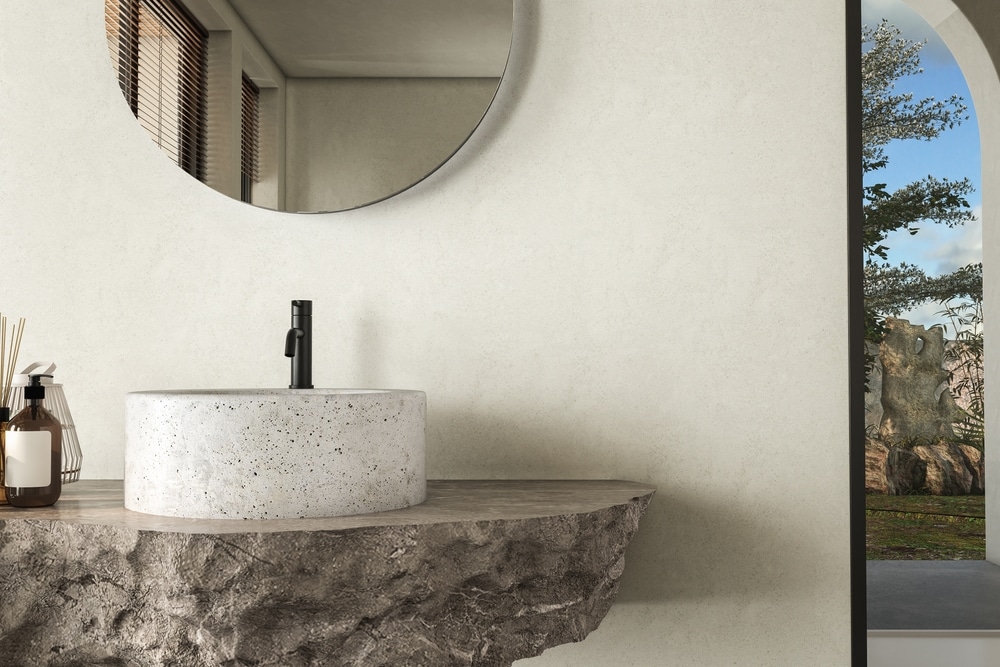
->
(3, 374), (61, 507)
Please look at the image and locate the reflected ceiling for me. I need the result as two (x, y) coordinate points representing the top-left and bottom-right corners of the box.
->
(228, 0), (514, 77)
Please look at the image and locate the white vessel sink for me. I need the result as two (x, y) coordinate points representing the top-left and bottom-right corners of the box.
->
(124, 389), (425, 520)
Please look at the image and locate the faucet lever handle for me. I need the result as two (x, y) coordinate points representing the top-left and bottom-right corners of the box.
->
(284, 328), (303, 357)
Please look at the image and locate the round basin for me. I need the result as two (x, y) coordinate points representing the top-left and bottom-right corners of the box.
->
(124, 389), (426, 519)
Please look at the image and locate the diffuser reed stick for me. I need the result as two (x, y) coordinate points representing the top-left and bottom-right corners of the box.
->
(0, 314), (26, 408)
(0, 312), (24, 505)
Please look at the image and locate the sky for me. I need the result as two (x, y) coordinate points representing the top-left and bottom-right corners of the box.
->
(861, 0), (982, 328)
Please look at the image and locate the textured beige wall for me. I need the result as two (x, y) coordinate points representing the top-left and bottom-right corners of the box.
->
(0, 1), (851, 664)
(284, 77), (500, 212)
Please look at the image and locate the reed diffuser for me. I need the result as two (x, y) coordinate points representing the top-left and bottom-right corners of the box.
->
(0, 313), (26, 504)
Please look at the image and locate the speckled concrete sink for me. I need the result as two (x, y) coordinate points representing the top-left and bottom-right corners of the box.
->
(124, 389), (425, 520)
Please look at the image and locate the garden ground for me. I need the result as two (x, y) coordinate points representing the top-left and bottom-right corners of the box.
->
(866, 494), (985, 560)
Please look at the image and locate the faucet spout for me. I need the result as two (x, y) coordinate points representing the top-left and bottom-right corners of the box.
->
(284, 328), (304, 357)
(286, 300), (313, 389)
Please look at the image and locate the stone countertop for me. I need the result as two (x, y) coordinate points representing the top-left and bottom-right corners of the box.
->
(0, 479), (654, 667)
(0, 479), (655, 533)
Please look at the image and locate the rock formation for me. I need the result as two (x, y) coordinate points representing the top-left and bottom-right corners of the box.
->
(865, 438), (984, 495)
(0, 480), (653, 666)
(865, 439), (890, 495)
(878, 318), (963, 445)
(863, 318), (985, 496)
(912, 441), (984, 495)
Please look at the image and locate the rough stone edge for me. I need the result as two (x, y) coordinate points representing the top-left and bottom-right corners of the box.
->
(0, 491), (654, 666)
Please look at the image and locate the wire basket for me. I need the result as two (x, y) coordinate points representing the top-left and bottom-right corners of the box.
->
(7, 362), (82, 484)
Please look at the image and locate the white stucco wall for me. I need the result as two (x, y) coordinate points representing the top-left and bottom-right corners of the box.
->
(0, 1), (852, 664)
(942, 0), (1000, 566)
(902, 0), (1000, 564)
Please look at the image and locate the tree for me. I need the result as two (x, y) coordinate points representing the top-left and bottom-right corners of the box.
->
(862, 20), (978, 341)
(865, 261), (981, 317)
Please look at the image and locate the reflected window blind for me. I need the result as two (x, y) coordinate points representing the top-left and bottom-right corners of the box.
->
(105, 0), (207, 181)
(241, 73), (260, 203)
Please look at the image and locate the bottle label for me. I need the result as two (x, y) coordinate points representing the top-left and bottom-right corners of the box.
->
(4, 431), (52, 488)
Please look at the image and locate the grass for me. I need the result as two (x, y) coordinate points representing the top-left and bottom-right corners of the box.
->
(866, 494), (985, 560)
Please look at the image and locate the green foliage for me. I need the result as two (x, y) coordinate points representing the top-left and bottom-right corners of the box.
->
(862, 21), (969, 177)
(938, 299), (984, 451)
(866, 494), (984, 560)
(865, 262), (982, 316)
(864, 176), (975, 261)
(860, 21), (978, 360)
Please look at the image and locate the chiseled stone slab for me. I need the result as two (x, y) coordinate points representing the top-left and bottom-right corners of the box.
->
(0, 480), (654, 666)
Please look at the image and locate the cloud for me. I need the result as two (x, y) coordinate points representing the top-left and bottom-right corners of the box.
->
(925, 206), (982, 274)
(882, 206), (981, 277)
(862, 0), (955, 65)
(880, 205), (981, 331)
(895, 301), (949, 330)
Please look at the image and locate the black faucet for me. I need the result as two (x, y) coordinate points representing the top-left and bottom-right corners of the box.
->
(284, 300), (313, 389)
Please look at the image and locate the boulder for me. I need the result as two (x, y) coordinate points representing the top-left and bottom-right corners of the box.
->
(866, 439), (889, 494)
(865, 437), (984, 496)
(886, 446), (927, 496)
(911, 441), (984, 495)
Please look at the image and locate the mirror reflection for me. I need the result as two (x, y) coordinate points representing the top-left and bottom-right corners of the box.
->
(105, 0), (513, 213)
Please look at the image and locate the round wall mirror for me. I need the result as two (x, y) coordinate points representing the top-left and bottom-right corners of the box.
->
(104, 0), (514, 213)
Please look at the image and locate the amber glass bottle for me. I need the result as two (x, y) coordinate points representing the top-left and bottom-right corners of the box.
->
(4, 375), (61, 507)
